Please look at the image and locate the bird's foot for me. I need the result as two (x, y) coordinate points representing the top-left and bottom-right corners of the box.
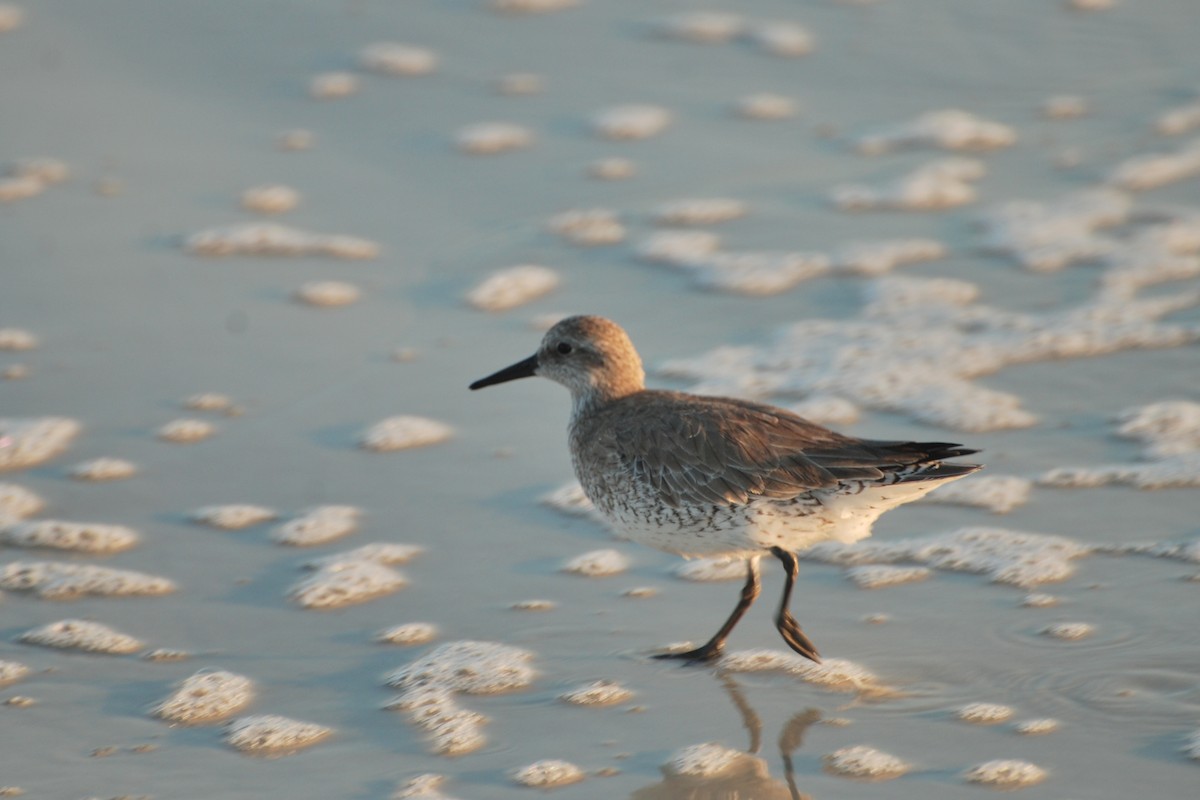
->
(652, 641), (724, 664)
(777, 611), (822, 664)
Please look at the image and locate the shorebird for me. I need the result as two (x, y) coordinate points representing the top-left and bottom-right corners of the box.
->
(470, 315), (980, 663)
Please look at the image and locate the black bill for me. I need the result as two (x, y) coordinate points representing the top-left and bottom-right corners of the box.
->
(469, 353), (539, 390)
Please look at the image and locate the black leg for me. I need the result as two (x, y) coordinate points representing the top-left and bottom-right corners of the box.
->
(770, 547), (821, 664)
(655, 557), (761, 663)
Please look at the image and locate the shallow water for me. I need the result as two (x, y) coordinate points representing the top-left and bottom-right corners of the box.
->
(2, 0), (1199, 797)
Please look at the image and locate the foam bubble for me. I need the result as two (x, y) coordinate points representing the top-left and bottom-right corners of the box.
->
(393, 774), (457, 799)
(8, 157), (69, 184)
(665, 743), (760, 778)
(305, 542), (424, 569)
(185, 223), (379, 259)
(559, 680), (634, 706)
(846, 565), (931, 589)
(674, 556), (746, 582)
(0, 483), (42, 519)
(655, 12), (744, 43)
(240, 184), (299, 214)
(1108, 138), (1200, 191)
(289, 560), (406, 609)
(746, 21), (814, 58)
(454, 122), (534, 154)
(224, 714), (332, 755)
(0, 329), (37, 351)
(309, 71), (359, 99)
(654, 198), (747, 226)
(1, 520), (139, 554)
(157, 418), (216, 443)
(562, 548), (629, 577)
(622, 586), (658, 598)
(377, 623), (439, 646)
(1041, 622), (1094, 641)
(1021, 593), (1059, 608)
(547, 208), (626, 246)
(385, 640), (536, 755)
(1040, 95), (1089, 119)
(359, 43), (438, 76)
(962, 759), (1047, 788)
(2, 364), (29, 380)
(510, 599), (556, 611)
(0, 660), (30, 687)
(592, 104), (672, 140)
(68, 457), (137, 482)
(787, 395), (860, 425)
(512, 760), (585, 788)
(1066, 0), (1115, 11)
(976, 188), (1128, 272)
(831, 238), (947, 276)
(361, 416), (454, 451)
(1015, 718), (1061, 735)
(1156, 101), (1200, 136)
(0, 417), (80, 471)
(183, 392), (235, 412)
(19, 619), (143, 654)
(587, 157), (636, 180)
(735, 93), (798, 120)
(921, 475), (1032, 514)
(191, 504), (277, 530)
(635, 230), (722, 265)
(539, 481), (601, 520)
(804, 527), (1092, 588)
(494, 72), (544, 95)
(466, 265), (559, 311)
(822, 745), (910, 780)
(488, 0), (579, 13)
(832, 158), (985, 211)
(855, 110), (1016, 155)
(719, 649), (887, 694)
(152, 670), (254, 724)
(0, 4), (24, 32)
(271, 505), (359, 546)
(687, 251), (832, 296)
(1184, 728), (1200, 761)
(0, 561), (175, 598)
(957, 702), (1014, 724)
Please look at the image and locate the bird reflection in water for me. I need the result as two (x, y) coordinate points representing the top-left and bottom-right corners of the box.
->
(631, 673), (821, 800)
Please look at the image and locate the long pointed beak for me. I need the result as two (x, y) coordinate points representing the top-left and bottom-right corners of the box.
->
(469, 353), (539, 390)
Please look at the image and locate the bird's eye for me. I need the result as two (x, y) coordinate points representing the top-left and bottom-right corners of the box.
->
(556, 342), (573, 355)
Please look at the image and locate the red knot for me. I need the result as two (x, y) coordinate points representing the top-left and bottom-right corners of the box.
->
(471, 315), (980, 663)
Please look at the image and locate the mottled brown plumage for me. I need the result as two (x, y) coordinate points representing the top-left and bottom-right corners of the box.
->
(471, 315), (981, 662)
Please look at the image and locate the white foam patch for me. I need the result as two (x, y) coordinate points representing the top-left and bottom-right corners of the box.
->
(0, 157), (68, 203)
(1022, 593), (1060, 608)
(0, 561), (175, 598)
(587, 157), (636, 180)
(855, 109), (1017, 154)
(664, 743), (759, 778)
(376, 623), (439, 646)
(271, 505), (359, 546)
(488, 0), (579, 13)
(539, 481), (602, 520)
(511, 760), (585, 788)
(156, 419), (216, 443)
(294, 280), (360, 307)
(466, 265), (559, 311)
(454, 122), (534, 155)
(1015, 718), (1061, 736)
(660, 275), (1199, 431)
(746, 21), (814, 58)
(309, 71), (359, 99)
(1115, 401), (1200, 458)
(183, 392), (235, 412)
(561, 548), (629, 577)
(962, 759), (1047, 788)
(687, 251), (832, 296)
(674, 556), (747, 582)
(0, 660), (30, 687)
(823, 745), (911, 780)
(359, 42), (437, 76)
(833, 157), (985, 211)
(0, 483), (42, 519)
(240, 184), (299, 214)
(786, 395), (861, 425)
(191, 504), (277, 530)
(622, 586), (658, 598)
(654, 12), (744, 43)
(558, 679), (634, 706)
(68, 457), (137, 482)
(305, 542), (424, 569)
(921, 475), (1032, 514)
(184, 223), (379, 259)
(0, 4), (24, 33)
(385, 640), (537, 756)
(1184, 728), (1200, 761)
(735, 92), (797, 120)
(976, 188), (1129, 272)
(224, 714), (333, 755)
(1041, 94), (1089, 120)
(831, 238), (947, 276)
(636, 230), (722, 265)
(592, 104), (672, 140)
(0, 328), (37, 350)
(718, 649), (887, 694)
(289, 560), (406, 609)
(846, 565), (931, 589)
(1156, 100), (1200, 136)
(1, 520), (139, 554)
(495, 71), (543, 95)
(957, 702), (1014, 724)
(547, 208), (626, 246)
(1108, 138), (1200, 191)
(0, 418), (80, 471)
(394, 774), (459, 800)
(19, 619), (143, 655)
(653, 198), (748, 226)
(152, 670), (254, 724)
(1041, 622), (1094, 641)
(276, 129), (314, 151)
(510, 599), (556, 611)
(361, 416), (454, 451)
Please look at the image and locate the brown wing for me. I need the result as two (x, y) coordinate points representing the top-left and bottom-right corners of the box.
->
(582, 391), (975, 508)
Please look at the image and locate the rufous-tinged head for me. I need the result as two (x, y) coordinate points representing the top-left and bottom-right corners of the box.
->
(469, 315), (645, 401)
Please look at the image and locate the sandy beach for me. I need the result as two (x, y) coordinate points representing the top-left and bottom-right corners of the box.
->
(2, 1), (1199, 797)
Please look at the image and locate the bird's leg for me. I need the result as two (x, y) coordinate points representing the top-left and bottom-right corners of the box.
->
(655, 557), (761, 663)
(770, 547), (821, 664)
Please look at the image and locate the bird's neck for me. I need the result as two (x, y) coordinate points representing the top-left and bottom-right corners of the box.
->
(569, 374), (643, 425)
